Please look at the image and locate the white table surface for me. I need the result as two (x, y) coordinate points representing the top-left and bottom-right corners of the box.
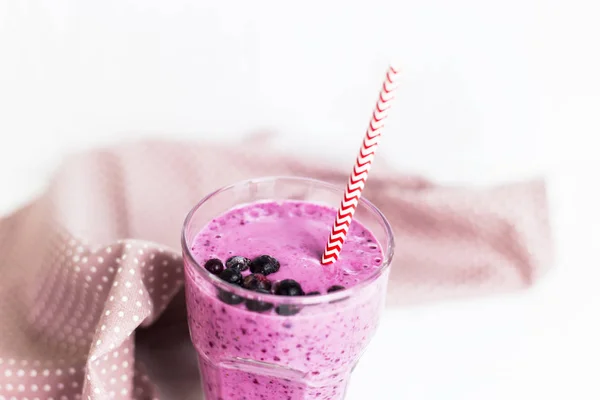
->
(1, 1), (599, 399)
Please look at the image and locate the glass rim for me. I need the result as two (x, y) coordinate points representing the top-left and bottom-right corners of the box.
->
(181, 176), (395, 306)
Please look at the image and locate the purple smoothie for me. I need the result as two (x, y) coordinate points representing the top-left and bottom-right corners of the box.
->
(184, 200), (388, 400)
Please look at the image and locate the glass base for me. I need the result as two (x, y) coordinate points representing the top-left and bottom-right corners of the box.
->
(198, 353), (350, 400)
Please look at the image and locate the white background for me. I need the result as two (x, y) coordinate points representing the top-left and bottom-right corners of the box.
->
(1, 1), (599, 399)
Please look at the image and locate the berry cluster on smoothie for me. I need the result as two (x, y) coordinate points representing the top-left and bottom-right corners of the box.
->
(203, 254), (346, 315)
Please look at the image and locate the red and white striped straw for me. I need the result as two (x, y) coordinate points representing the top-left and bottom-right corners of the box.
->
(322, 65), (401, 265)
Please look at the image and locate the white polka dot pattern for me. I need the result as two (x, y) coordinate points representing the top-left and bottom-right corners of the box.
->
(0, 139), (553, 398)
(1, 235), (179, 399)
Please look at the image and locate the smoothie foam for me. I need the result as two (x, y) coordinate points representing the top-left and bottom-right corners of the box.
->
(184, 200), (388, 400)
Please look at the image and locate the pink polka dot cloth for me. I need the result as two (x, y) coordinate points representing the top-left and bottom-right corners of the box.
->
(0, 138), (552, 399)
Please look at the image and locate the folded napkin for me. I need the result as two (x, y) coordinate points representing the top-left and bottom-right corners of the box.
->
(0, 139), (552, 399)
